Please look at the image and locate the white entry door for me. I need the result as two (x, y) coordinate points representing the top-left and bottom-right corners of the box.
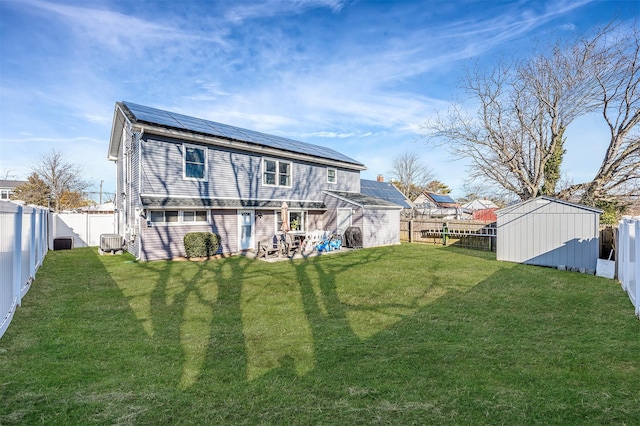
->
(237, 210), (254, 251)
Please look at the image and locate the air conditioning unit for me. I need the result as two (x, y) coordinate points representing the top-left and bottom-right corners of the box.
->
(99, 234), (124, 255)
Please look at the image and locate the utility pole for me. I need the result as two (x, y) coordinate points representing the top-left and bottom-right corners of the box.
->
(100, 180), (103, 205)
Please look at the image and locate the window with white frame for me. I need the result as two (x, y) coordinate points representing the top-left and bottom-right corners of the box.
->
(184, 144), (207, 180)
(262, 158), (291, 187)
(327, 168), (337, 184)
(183, 210), (208, 223)
(150, 210), (179, 224)
(148, 210), (209, 225)
(277, 210), (307, 232)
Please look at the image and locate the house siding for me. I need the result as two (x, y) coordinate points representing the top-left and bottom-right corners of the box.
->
(322, 194), (364, 235)
(255, 210), (277, 246)
(496, 198), (600, 270)
(115, 123), (142, 258)
(362, 209), (400, 248)
(140, 210), (237, 261)
(140, 136), (360, 201)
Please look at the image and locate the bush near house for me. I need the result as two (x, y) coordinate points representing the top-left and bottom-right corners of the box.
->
(183, 232), (220, 257)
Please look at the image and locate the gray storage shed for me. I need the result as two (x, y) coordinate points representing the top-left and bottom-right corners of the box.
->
(496, 196), (602, 271)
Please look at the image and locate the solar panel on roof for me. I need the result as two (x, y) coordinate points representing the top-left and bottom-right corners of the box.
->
(121, 101), (363, 166)
(429, 193), (456, 203)
(360, 179), (411, 208)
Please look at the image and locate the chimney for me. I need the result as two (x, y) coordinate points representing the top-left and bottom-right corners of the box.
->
(377, 174), (384, 182)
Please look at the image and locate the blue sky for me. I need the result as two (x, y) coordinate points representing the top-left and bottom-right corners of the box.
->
(1, 0), (638, 200)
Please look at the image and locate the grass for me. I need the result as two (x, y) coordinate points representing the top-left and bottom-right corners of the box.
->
(1, 244), (638, 425)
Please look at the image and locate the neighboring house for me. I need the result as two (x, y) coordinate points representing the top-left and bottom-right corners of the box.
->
(0, 179), (26, 201)
(461, 199), (499, 222)
(461, 199), (498, 210)
(82, 202), (115, 214)
(413, 192), (462, 219)
(496, 196), (602, 271)
(107, 101), (402, 261)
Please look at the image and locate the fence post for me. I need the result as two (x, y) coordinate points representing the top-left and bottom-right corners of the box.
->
(635, 221), (640, 317)
(409, 220), (413, 243)
(29, 208), (36, 281)
(618, 220), (628, 288)
(12, 205), (23, 307)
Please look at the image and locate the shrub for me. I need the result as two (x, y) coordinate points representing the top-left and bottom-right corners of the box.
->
(183, 232), (220, 258)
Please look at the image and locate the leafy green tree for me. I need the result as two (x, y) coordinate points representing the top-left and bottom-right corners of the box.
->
(424, 180), (451, 194)
(11, 173), (51, 207)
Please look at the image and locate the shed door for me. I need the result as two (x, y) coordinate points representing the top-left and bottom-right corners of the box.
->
(337, 208), (352, 236)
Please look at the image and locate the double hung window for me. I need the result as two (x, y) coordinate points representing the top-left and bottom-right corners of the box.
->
(327, 168), (337, 184)
(184, 144), (207, 180)
(262, 158), (291, 187)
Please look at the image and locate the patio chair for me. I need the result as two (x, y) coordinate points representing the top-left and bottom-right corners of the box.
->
(257, 237), (280, 259)
(284, 233), (301, 256)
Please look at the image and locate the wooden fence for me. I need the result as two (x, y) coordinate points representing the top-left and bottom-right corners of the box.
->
(401, 219), (497, 252)
(402, 220), (617, 256)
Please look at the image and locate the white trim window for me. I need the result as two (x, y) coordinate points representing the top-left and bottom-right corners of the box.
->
(184, 144), (207, 180)
(327, 168), (337, 184)
(183, 210), (208, 223)
(262, 158), (291, 187)
(150, 210), (179, 224)
(148, 209), (209, 225)
(277, 209), (307, 232)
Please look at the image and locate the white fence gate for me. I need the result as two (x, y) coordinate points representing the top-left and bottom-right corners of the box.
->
(618, 217), (640, 317)
(0, 201), (49, 339)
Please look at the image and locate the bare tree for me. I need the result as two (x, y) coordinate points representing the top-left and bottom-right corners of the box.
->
(425, 22), (639, 208)
(389, 152), (435, 200)
(558, 25), (640, 205)
(33, 150), (91, 212)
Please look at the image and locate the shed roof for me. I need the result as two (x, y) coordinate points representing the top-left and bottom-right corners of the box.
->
(360, 179), (413, 209)
(496, 196), (603, 216)
(324, 190), (403, 209)
(109, 102), (365, 169)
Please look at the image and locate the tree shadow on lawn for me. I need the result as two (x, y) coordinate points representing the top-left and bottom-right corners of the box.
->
(96, 245), (640, 424)
(241, 261), (640, 425)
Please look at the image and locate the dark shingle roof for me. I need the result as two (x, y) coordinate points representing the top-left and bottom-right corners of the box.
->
(120, 101), (364, 167)
(0, 180), (26, 189)
(324, 191), (403, 209)
(140, 196), (325, 210)
(360, 179), (413, 209)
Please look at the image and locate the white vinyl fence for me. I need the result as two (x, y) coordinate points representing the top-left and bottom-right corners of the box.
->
(618, 217), (640, 317)
(0, 201), (49, 339)
(50, 212), (115, 248)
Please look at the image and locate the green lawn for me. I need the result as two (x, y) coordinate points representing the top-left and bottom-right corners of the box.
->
(1, 244), (638, 424)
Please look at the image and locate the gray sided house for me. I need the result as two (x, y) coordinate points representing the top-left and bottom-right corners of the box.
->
(107, 101), (402, 261)
(496, 196), (602, 271)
